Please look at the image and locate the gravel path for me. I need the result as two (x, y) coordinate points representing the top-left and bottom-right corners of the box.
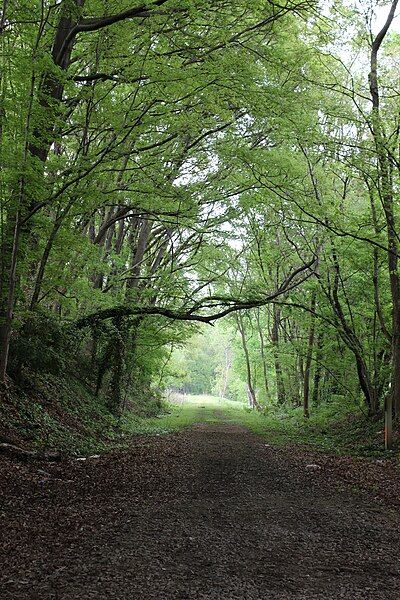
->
(1, 415), (400, 599)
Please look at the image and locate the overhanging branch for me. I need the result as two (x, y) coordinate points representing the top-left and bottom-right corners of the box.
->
(56, 0), (173, 64)
(75, 256), (317, 328)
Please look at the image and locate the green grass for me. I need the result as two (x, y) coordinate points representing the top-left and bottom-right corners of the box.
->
(120, 394), (244, 435)
(1, 380), (241, 457)
(75, 393), (398, 459)
(3, 378), (394, 459)
(224, 401), (395, 459)
(120, 401), (206, 435)
(3, 387), (242, 455)
(162, 394), (396, 459)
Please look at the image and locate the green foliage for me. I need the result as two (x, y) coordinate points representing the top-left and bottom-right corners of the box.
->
(8, 312), (80, 378)
(120, 400), (213, 436)
(2, 0), (400, 449)
(227, 397), (394, 458)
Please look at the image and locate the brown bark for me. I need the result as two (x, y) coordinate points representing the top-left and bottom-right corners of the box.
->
(0, 216), (19, 381)
(368, 186), (391, 342)
(30, 208), (70, 309)
(126, 218), (152, 293)
(330, 248), (378, 415)
(236, 313), (259, 409)
(255, 308), (270, 400)
(271, 304), (285, 405)
(311, 333), (323, 407)
(368, 0), (399, 431)
(303, 291), (316, 418)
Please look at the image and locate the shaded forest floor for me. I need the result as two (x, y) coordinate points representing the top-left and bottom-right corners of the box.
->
(1, 403), (400, 599)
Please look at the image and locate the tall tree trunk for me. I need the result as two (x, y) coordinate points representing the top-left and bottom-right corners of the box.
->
(311, 333), (323, 407)
(219, 346), (232, 399)
(108, 318), (125, 414)
(255, 308), (270, 401)
(0, 217), (19, 381)
(368, 2), (399, 444)
(303, 291), (316, 418)
(271, 304), (285, 405)
(330, 247), (378, 415)
(30, 212), (67, 309)
(126, 218), (152, 294)
(236, 312), (259, 409)
(0, 1), (83, 380)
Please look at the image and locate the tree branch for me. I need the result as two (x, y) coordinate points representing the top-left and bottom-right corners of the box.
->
(56, 0), (173, 64)
(75, 257), (317, 328)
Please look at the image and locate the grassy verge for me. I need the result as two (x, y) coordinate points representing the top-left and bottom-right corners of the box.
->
(0, 384), (237, 457)
(225, 402), (397, 459)
(120, 399), (213, 435)
(2, 380), (396, 459)
(123, 394), (395, 461)
(120, 394), (244, 436)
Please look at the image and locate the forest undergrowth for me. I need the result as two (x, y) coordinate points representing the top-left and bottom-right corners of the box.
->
(231, 404), (399, 459)
(0, 379), (220, 456)
(2, 377), (398, 461)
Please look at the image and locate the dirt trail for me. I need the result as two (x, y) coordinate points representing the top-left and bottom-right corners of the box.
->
(1, 415), (400, 599)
